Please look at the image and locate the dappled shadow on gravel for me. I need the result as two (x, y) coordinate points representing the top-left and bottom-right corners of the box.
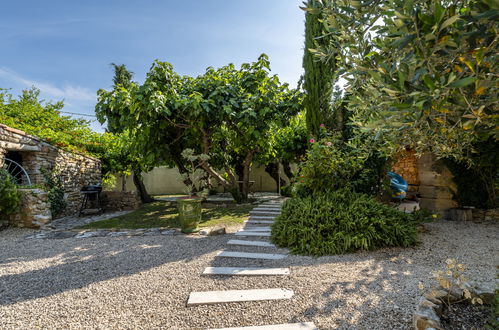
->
(206, 220), (499, 329)
(0, 220), (497, 329)
(287, 220), (499, 329)
(0, 230), (224, 306)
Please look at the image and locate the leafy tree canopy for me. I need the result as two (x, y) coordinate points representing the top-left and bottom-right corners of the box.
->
(96, 54), (303, 201)
(310, 0), (498, 162)
(0, 88), (105, 155)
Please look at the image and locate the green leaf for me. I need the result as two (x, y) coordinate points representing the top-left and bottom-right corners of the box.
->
(439, 15), (460, 31)
(481, 0), (499, 10)
(448, 77), (477, 88)
(423, 75), (436, 90)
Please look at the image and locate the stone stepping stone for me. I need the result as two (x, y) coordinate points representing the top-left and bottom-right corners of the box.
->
(216, 251), (286, 260)
(253, 207), (282, 212)
(249, 216), (276, 220)
(211, 322), (317, 330)
(187, 288), (293, 306)
(245, 220), (274, 224)
(240, 226), (271, 232)
(202, 267), (290, 276)
(250, 211), (280, 216)
(227, 239), (276, 247)
(235, 231), (271, 237)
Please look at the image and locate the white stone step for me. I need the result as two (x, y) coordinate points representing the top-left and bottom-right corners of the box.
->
(211, 322), (317, 330)
(250, 211), (280, 217)
(217, 251), (286, 260)
(245, 220), (274, 224)
(249, 216), (276, 220)
(203, 267), (290, 276)
(227, 239), (276, 247)
(235, 231), (271, 237)
(253, 207), (282, 212)
(187, 288), (293, 306)
(240, 226), (271, 232)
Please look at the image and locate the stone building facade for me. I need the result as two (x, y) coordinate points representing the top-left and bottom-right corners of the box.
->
(0, 124), (101, 227)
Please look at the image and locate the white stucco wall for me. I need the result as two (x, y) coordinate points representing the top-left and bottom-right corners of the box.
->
(114, 164), (293, 195)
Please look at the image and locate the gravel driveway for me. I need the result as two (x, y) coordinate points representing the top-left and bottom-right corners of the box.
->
(0, 220), (497, 330)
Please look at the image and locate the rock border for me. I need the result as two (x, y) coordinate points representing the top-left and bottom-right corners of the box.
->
(24, 225), (230, 240)
(25, 227), (179, 239)
(413, 284), (494, 330)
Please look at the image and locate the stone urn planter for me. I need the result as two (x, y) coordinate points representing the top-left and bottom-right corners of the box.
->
(177, 197), (202, 233)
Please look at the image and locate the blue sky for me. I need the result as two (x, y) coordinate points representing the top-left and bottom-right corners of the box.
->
(0, 0), (305, 131)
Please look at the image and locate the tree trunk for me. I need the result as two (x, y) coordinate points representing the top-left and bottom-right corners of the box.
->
(265, 162), (292, 193)
(121, 174), (127, 192)
(173, 157), (194, 188)
(133, 171), (154, 203)
(282, 161), (294, 182)
(199, 128), (243, 202)
(240, 151), (254, 201)
(264, 162), (284, 193)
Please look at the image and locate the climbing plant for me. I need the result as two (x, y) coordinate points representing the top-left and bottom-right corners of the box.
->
(41, 168), (67, 217)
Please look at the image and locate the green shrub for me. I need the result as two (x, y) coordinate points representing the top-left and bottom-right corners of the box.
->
(0, 169), (20, 216)
(271, 189), (418, 256)
(293, 137), (388, 197)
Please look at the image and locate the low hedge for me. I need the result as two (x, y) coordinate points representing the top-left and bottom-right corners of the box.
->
(271, 189), (418, 256)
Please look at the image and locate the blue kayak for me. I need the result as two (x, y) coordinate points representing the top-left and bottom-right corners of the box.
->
(388, 171), (408, 199)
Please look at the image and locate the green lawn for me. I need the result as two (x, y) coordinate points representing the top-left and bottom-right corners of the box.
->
(79, 201), (252, 230)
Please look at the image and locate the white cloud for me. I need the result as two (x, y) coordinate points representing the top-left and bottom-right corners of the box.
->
(0, 67), (95, 101)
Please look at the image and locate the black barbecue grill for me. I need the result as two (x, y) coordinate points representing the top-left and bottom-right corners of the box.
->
(79, 184), (103, 216)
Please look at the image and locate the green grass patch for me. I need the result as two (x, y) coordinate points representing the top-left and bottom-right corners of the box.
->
(79, 201), (252, 230)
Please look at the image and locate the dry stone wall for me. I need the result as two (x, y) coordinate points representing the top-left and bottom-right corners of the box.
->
(8, 189), (52, 228)
(0, 124), (101, 221)
(392, 149), (419, 191)
(101, 191), (141, 211)
(417, 153), (458, 214)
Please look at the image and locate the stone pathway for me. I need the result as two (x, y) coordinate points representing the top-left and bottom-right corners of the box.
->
(188, 199), (318, 330)
(44, 210), (133, 231)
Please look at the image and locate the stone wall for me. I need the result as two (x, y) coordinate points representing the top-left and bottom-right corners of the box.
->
(8, 189), (52, 228)
(472, 208), (499, 221)
(392, 149), (419, 191)
(0, 124), (101, 219)
(417, 153), (458, 214)
(101, 191), (141, 211)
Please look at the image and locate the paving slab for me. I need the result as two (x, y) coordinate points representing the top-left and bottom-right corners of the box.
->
(250, 211), (281, 217)
(227, 239), (276, 247)
(211, 322), (317, 330)
(249, 216), (276, 220)
(235, 231), (271, 237)
(245, 220), (274, 224)
(216, 251), (286, 260)
(202, 267), (290, 276)
(252, 207), (282, 212)
(187, 288), (293, 306)
(239, 227), (271, 232)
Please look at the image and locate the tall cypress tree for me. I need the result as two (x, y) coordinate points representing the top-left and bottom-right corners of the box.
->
(302, 0), (334, 136)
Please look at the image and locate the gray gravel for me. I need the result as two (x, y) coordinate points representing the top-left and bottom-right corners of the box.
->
(0, 219), (497, 330)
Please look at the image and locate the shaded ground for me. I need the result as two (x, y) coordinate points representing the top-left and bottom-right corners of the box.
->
(78, 201), (252, 230)
(0, 219), (497, 329)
